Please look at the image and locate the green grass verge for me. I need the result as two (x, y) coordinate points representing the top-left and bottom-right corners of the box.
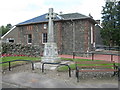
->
(1, 56), (119, 71)
(0, 56), (41, 68)
(61, 58), (91, 62)
(58, 58), (92, 72)
(57, 58), (120, 72)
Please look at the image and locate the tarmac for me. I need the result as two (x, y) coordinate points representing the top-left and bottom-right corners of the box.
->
(2, 72), (76, 88)
(2, 71), (119, 88)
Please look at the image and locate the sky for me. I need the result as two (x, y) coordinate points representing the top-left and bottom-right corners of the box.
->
(0, 0), (106, 26)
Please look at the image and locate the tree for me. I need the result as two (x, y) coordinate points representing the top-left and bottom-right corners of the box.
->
(115, 1), (120, 46)
(101, 1), (120, 46)
(0, 24), (12, 37)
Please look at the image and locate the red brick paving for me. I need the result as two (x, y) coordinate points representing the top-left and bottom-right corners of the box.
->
(59, 54), (119, 63)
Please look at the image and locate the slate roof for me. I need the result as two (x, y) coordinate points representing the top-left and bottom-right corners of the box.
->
(17, 13), (61, 25)
(17, 14), (48, 25)
(17, 13), (95, 26)
(60, 13), (89, 20)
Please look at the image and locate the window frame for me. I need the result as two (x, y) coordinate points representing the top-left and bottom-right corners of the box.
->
(27, 34), (32, 44)
(27, 25), (33, 30)
(91, 25), (93, 44)
(42, 33), (47, 44)
(43, 24), (47, 30)
(7, 38), (15, 43)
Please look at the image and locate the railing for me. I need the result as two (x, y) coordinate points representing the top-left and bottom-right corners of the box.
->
(42, 62), (71, 77)
(0, 60), (34, 71)
(72, 51), (120, 62)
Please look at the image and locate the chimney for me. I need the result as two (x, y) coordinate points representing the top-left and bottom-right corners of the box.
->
(96, 20), (100, 25)
(89, 13), (93, 18)
(59, 11), (63, 15)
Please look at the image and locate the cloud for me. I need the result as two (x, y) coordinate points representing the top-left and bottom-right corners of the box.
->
(0, 0), (105, 26)
(59, 0), (105, 20)
(0, 0), (48, 25)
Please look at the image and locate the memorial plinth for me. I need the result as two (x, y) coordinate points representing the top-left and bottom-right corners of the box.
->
(41, 43), (60, 63)
(41, 8), (61, 63)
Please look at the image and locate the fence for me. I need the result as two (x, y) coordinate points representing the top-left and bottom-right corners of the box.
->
(72, 51), (120, 62)
(0, 60), (34, 71)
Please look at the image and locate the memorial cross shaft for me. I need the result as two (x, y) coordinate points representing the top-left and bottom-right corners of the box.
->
(46, 8), (57, 43)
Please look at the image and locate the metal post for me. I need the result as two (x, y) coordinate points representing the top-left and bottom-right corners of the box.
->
(59, 64), (71, 77)
(69, 68), (71, 77)
(111, 55), (113, 62)
(31, 62), (34, 70)
(9, 61), (11, 71)
(42, 63), (44, 73)
(73, 52), (75, 59)
(66, 64), (71, 77)
(118, 67), (120, 81)
(92, 53), (94, 61)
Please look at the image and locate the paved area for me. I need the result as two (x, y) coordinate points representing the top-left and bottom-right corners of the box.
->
(2, 71), (119, 88)
(2, 72), (76, 88)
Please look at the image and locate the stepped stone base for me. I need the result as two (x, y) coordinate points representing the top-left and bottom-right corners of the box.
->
(41, 43), (61, 63)
(41, 56), (61, 63)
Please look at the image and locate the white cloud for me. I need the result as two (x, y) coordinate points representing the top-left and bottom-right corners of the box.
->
(0, 0), (48, 26)
(60, 0), (105, 20)
(0, 0), (105, 26)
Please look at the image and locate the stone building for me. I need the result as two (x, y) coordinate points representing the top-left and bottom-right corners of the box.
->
(1, 13), (97, 55)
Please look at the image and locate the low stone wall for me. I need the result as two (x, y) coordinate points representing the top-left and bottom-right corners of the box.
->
(2, 43), (42, 57)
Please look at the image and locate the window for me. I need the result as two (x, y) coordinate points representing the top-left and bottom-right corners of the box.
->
(42, 33), (47, 44)
(27, 34), (32, 44)
(44, 24), (47, 29)
(27, 25), (33, 30)
(9, 40), (14, 43)
(7, 38), (15, 43)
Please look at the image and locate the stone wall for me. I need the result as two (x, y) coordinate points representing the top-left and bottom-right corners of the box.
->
(61, 20), (94, 55)
(2, 43), (42, 57)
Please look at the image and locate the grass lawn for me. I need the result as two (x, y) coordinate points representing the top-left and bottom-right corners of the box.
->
(0, 56), (41, 68)
(1, 56), (120, 71)
(58, 58), (92, 72)
(58, 58), (120, 72)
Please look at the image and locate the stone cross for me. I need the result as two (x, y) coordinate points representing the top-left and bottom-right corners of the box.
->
(46, 8), (57, 43)
(41, 8), (60, 63)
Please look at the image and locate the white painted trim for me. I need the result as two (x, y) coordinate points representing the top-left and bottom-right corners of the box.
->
(91, 25), (93, 44)
(43, 24), (47, 29)
(42, 33), (47, 44)
(27, 34), (32, 44)
(1, 26), (16, 39)
(7, 38), (15, 43)
(95, 24), (103, 28)
(57, 15), (64, 19)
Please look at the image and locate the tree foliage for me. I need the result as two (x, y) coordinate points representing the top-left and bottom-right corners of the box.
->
(101, 1), (120, 46)
(0, 24), (12, 37)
